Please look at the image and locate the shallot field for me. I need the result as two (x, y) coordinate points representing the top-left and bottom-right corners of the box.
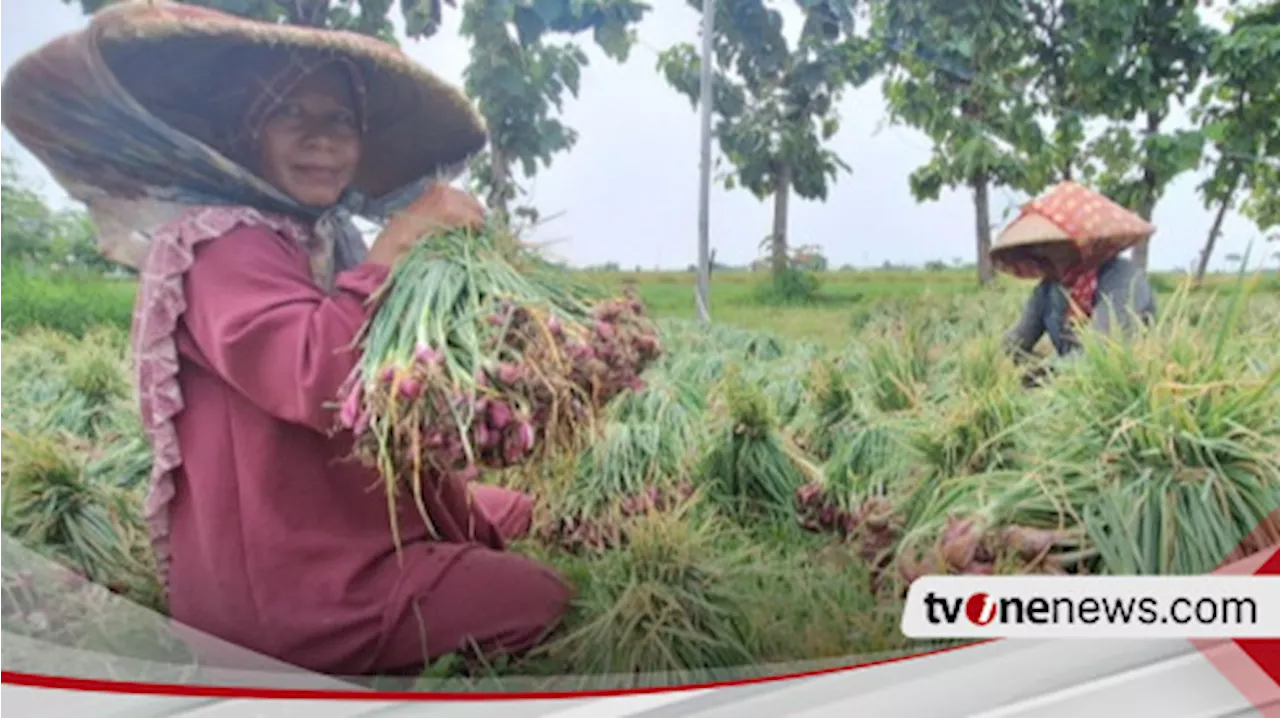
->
(3, 266), (1279, 689)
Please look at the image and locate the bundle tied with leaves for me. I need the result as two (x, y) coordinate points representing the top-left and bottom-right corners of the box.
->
(335, 224), (662, 546)
(699, 366), (825, 520)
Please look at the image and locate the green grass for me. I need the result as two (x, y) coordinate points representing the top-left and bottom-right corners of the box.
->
(3, 264), (1272, 343)
(2, 266), (136, 338)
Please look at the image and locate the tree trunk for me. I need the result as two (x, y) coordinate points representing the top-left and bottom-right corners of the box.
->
(487, 145), (510, 222)
(1131, 176), (1158, 271)
(973, 171), (994, 286)
(1131, 111), (1163, 271)
(1194, 174), (1240, 284)
(770, 164), (792, 278)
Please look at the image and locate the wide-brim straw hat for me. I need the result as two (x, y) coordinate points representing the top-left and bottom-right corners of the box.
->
(990, 181), (1156, 279)
(1, 0), (487, 207)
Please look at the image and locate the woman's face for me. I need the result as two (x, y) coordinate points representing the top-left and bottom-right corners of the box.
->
(1030, 243), (1079, 280)
(257, 68), (362, 208)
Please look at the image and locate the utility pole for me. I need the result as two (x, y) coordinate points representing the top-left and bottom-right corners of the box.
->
(694, 0), (715, 324)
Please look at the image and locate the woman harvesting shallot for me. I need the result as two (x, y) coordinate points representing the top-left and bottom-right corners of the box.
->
(1, 1), (571, 675)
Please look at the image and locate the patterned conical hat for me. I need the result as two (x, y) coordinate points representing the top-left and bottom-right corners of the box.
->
(1, 0), (487, 266)
(991, 181), (1155, 279)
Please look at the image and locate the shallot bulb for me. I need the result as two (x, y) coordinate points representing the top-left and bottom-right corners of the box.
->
(414, 342), (442, 367)
(339, 386), (362, 429)
(497, 363), (522, 385)
(398, 378), (423, 400)
(488, 401), (513, 430)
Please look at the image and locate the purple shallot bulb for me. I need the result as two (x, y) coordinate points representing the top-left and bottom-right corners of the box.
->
(502, 436), (523, 466)
(414, 342), (442, 367)
(339, 386), (362, 428)
(820, 505), (836, 526)
(517, 421), (535, 452)
(497, 363), (521, 385)
(488, 401), (512, 430)
(475, 424), (494, 449)
(620, 496), (638, 516)
(398, 378), (423, 400)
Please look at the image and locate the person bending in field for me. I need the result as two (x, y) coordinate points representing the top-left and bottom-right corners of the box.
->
(1, 2), (568, 675)
(989, 182), (1158, 378)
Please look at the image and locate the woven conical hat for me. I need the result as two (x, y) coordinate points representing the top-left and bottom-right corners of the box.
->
(991, 181), (1155, 279)
(1, 0), (487, 208)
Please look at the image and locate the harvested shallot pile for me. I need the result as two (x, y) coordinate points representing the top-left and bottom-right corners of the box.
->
(334, 224), (663, 545)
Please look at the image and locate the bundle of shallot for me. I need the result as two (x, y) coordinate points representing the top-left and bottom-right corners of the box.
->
(333, 224), (662, 546)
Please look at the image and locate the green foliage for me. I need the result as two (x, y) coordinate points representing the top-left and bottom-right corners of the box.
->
(459, 0), (650, 219)
(873, 0), (1230, 274)
(1018, 0), (1090, 185)
(1064, 0), (1216, 240)
(1, 159), (124, 277)
(876, 0), (1042, 199)
(1, 158), (57, 267)
(873, 0), (1043, 285)
(1193, 1), (1280, 233)
(61, 0), (444, 43)
(657, 0), (881, 278)
(753, 267), (823, 305)
(657, 0), (873, 201)
(0, 268), (136, 337)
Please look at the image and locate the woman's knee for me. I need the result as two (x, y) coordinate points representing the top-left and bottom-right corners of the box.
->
(512, 552), (572, 628)
(471, 484), (535, 540)
(488, 553), (571, 654)
(377, 548), (571, 671)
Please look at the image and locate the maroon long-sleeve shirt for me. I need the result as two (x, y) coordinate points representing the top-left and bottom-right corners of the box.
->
(164, 224), (513, 671)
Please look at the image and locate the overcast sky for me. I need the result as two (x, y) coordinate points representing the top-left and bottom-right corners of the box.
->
(2, 0), (1272, 271)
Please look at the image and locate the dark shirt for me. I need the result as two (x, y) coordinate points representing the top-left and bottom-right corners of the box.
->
(1004, 257), (1157, 358)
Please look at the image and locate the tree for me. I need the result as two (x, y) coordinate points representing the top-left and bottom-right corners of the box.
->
(1191, 1), (1280, 281)
(54, 211), (125, 274)
(791, 243), (829, 271)
(1, 158), (125, 275)
(1063, 0), (1216, 270)
(2, 157), (59, 267)
(64, 0), (649, 225)
(874, 0), (1044, 286)
(458, 0), (649, 222)
(1018, 0), (1094, 187)
(657, 0), (881, 280)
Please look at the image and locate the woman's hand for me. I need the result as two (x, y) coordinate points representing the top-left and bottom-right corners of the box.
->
(366, 184), (485, 267)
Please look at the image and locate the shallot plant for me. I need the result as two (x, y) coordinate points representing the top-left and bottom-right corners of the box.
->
(334, 224), (663, 547)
